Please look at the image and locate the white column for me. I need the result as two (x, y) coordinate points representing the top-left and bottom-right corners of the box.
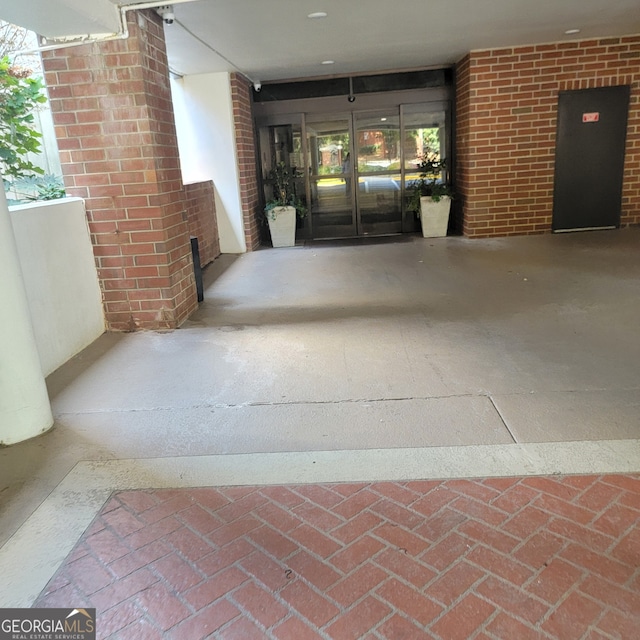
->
(0, 189), (53, 445)
(171, 72), (247, 253)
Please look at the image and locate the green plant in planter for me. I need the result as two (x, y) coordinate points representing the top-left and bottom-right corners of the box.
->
(8, 173), (65, 201)
(264, 161), (307, 221)
(407, 152), (453, 213)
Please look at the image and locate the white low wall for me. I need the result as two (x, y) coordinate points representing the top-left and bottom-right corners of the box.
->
(10, 198), (105, 376)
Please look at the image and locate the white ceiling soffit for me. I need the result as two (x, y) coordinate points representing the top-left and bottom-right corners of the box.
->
(3, 0), (639, 81)
(3, 0), (121, 39)
(156, 0), (640, 81)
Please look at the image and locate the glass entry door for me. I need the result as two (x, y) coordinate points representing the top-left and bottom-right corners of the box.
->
(260, 102), (451, 240)
(355, 111), (403, 235)
(305, 116), (356, 238)
(306, 111), (404, 238)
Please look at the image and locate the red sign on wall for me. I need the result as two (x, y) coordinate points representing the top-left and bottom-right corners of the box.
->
(582, 112), (600, 123)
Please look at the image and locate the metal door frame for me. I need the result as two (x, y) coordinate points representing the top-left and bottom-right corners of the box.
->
(302, 112), (358, 239)
(257, 95), (452, 240)
(352, 107), (405, 236)
(303, 108), (408, 239)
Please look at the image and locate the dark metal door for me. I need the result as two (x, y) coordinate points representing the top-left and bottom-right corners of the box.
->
(552, 85), (630, 232)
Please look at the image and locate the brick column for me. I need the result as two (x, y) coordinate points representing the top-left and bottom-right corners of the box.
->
(184, 181), (219, 266)
(230, 73), (262, 250)
(42, 10), (197, 330)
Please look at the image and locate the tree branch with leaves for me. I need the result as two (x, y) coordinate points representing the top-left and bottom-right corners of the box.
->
(0, 55), (47, 179)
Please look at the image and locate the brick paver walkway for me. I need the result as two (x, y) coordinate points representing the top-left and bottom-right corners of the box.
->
(35, 475), (640, 639)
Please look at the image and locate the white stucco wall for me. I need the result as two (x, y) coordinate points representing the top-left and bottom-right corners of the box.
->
(171, 72), (247, 254)
(0, 189), (53, 445)
(10, 197), (105, 376)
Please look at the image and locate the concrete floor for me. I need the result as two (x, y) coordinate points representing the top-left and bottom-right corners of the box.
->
(2, 229), (640, 604)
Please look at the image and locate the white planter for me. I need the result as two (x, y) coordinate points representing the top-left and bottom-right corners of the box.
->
(267, 206), (297, 247)
(419, 196), (451, 238)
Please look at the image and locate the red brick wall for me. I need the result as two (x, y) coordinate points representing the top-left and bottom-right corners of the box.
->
(43, 10), (198, 330)
(456, 35), (640, 237)
(230, 73), (262, 250)
(184, 181), (219, 267)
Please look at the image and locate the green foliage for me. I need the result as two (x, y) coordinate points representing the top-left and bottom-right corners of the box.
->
(9, 173), (65, 201)
(380, 129), (399, 160)
(423, 128), (440, 154)
(264, 162), (307, 219)
(407, 150), (453, 213)
(0, 55), (46, 179)
(359, 144), (378, 156)
(318, 165), (342, 176)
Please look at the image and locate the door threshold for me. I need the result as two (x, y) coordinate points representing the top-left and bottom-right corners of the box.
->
(303, 233), (414, 247)
(553, 226), (617, 233)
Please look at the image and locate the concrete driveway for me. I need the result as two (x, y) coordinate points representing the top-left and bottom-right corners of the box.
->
(1, 229), (639, 584)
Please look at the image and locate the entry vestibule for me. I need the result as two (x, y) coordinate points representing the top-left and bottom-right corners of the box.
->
(254, 73), (454, 241)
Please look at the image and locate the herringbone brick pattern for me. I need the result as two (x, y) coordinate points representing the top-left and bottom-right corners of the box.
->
(35, 475), (640, 639)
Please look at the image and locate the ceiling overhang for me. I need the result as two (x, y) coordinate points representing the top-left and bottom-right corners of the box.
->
(2, 0), (120, 39)
(2, 1), (640, 83)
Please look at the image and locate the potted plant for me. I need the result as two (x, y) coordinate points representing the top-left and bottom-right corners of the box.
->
(407, 153), (453, 238)
(264, 162), (307, 247)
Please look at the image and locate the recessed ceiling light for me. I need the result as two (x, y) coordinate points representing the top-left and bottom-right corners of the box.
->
(380, 117), (387, 121)
(321, 60), (335, 65)
(564, 28), (581, 35)
(308, 12), (328, 19)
